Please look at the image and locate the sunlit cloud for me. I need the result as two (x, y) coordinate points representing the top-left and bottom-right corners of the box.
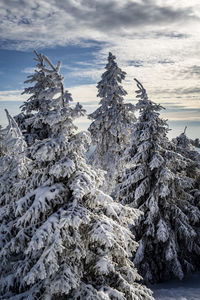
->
(0, 0), (199, 51)
(21, 67), (36, 74)
(0, 0), (200, 128)
(0, 90), (26, 102)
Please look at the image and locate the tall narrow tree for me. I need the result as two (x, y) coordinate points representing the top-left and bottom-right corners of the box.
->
(88, 52), (136, 193)
(115, 79), (200, 283)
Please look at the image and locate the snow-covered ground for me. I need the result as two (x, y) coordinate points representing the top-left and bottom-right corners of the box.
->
(151, 272), (200, 300)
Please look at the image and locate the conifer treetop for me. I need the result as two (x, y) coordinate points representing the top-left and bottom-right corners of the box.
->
(134, 78), (164, 112)
(175, 128), (191, 151)
(134, 78), (148, 101)
(172, 128), (200, 167)
(88, 53), (136, 193)
(16, 51), (78, 144)
(95, 52), (127, 109)
(21, 50), (72, 114)
(131, 78), (169, 153)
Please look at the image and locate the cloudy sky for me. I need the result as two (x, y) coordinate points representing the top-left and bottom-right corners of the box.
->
(0, 0), (200, 138)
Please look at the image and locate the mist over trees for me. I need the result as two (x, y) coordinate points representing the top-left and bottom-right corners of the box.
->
(0, 51), (200, 299)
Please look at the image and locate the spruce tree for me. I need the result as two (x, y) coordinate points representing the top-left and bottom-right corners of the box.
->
(173, 130), (200, 212)
(172, 129), (200, 167)
(15, 50), (72, 145)
(115, 79), (200, 283)
(0, 58), (153, 299)
(88, 52), (136, 193)
(0, 110), (29, 269)
(0, 109), (28, 180)
(192, 138), (200, 148)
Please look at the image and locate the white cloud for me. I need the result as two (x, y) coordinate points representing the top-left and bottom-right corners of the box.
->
(0, 90), (26, 102)
(70, 84), (97, 103)
(22, 67), (36, 74)
(0, 0), (200, 125)
(0, 0), (199, 50)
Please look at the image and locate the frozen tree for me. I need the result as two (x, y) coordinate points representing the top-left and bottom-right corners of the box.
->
(15, 50), (73, 145)
(115, 79), (200, 283)
(0, 81), (153, 299)
(172, 128), (200, 167)
(191, 138), (200, 148)
(173, 130), (200, 210)
(0, 110), (28, 178)
(0, 110), (29, 271)
(0, 109), (28, 198)
(88, 52), (136, 193)
(2, 109), (27, 154)
(172, 127), (192, 156)
(0, 125), (6, 157)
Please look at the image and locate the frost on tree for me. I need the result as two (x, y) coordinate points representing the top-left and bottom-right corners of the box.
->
(0, 109), (28, 211)
(115, 79), (200, 283)
(0, 81), (153, 299)
(0, 125), (6, 157)
(191, 138), (200, 148)
(88, 52), (136, 193)
(0, 110), (29, 277)
(172, 127), (200, 168)
(173, 129), (200, 212)
(15, 50), (73, 145)
(0, 110), (28, 179)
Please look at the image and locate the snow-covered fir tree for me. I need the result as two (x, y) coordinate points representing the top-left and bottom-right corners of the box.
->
(0, 110), (29, 270)
(15, 50), (72, 145)
(115, 79), (200, 283)
(174, 127), (190, 149)
(0, 111), (28, 190)
(0, 125), (6, 157)
(0, 74), (153, 299)
(88, 52), (136, 193)
(172, 128), (200, 167)
(173, 129), (200, 212)
(1, 109), (27, 154)
(191, 138), (200, 148)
